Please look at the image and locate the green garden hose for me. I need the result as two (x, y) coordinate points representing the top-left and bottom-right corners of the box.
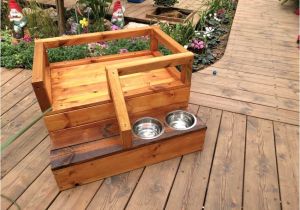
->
(1, 107), (52, 152)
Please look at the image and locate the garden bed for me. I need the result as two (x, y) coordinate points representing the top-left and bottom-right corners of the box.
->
(1, 0), (237, 72)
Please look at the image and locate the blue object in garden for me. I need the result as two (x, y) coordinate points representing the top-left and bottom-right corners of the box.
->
(128, 0), (145, 3)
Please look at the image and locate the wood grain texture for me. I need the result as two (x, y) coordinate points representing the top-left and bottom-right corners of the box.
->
(243, 117), (281, 210)
(45, 87), (190, 131)
(1, 139), (50, 210)
(126, 158), (181, 210)
(52, 129), (205, 190)
(204, 112), (246, 209)
(274, 122), (299, 210)
(48, 181), (102, 210)
(8, 166), (59, 210)
(87, 169), (143, 210)
(106, 67), (132, 148)
(166, 107), (222, 210)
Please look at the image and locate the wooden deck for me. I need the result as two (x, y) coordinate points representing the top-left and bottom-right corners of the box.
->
(1, 0), (299, 209)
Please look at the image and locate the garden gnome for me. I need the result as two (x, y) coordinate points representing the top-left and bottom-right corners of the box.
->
(8, 0), (27, 39)
(111, 0), (125, 29)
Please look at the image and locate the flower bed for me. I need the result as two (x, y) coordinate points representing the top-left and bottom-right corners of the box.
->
(0, 0), (237, 71)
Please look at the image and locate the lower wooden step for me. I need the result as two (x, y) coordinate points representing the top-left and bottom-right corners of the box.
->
(52, 127), (206, 190)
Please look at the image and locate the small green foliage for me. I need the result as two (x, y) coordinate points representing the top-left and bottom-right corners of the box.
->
(92, 37), (150, 56)
(48, 45), (89, 63)
(153, 0), (179, 7)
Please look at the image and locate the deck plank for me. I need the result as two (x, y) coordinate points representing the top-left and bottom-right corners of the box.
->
(48, 181), (102, 210)
(204, 112), (246, 209)
(1, 69), (22, 86)
(1, 71), (32, 97)
(165, 107), (222, 210)
(274, 122), (299, 210)
(8, 166), (59, 210)
(86, 169), (143, 210)
(243, 117), (281, 210)
(1, 139), (50, 210)
(1, 119), (48, 177)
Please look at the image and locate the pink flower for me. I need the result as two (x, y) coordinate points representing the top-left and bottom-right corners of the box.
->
(111, 25), (120, 31)
(22, 34), (32, 42)
(119, 48), (128, 54)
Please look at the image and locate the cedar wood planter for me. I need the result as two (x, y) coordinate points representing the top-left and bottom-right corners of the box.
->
(31, 26), (206, 190)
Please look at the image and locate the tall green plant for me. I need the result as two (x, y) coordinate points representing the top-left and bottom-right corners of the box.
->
(78, 0), (112, 31)
(24, 1), (59, 38)
(159, 21), (195, 45)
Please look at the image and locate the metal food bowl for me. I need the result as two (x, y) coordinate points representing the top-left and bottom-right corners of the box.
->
(132, 117), (164, 140)
(165, 110), (197, 130)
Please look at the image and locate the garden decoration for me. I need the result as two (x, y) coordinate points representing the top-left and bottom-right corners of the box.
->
(31, 26), (207, 190)
(111, 0), (125, 28)
(8, 0), (27, 39)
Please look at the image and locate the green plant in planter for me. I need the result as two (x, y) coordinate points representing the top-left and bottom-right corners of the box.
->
(78, 0), (112, 32)
(159, 21), (195, 45)
(153, 0), (179, 7)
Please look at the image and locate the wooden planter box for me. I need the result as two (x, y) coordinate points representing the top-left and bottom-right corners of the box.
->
(146, 7), (197, 24)
(32, 26), (206, 190)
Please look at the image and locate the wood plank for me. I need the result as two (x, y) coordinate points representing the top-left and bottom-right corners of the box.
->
(213, 61), (299, 81)
(126, 158), (181, 210)
(1, 71), (32, 97)
(166, 106), (222, 210)
(8, 166), (59, 210)
(191, 80), (299, 112)
(190, 92), (299, 125)
(274, 122), (299, 210)
(192, 73), (298, 100)
(36, 27), (152, 48)
(48, 181), (102, 210)
(1, 138), (50, 210)
(52, 126), (205, 190)
(204, 112), (246, 209)
(1, 93), (37, 128)
(1, 68), (22, 86)
(45, 87), (190, 131)
(1, 103), (42, 142)
(106, 67), (132, 148)
(116, 52), (194, 76)
(243, 117), (281, 210)
(200, 67), (299, 90)
(1, 78), (34, 114)
(1, 119), (48, 177)
(87, 169), (143, 210)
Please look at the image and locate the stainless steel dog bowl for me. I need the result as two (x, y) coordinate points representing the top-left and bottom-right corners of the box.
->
(132, 117), (164, 140)
(165, 110), (197, 130)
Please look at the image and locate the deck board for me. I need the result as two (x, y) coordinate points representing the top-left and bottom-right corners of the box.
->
(1, 0), (299, 209)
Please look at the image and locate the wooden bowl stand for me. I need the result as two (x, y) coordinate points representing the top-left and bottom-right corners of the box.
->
(32, 26), (207, 190)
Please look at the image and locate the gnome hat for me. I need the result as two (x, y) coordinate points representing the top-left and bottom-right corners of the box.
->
(9, 0), (23, 13)
(113, 0), (122, 12)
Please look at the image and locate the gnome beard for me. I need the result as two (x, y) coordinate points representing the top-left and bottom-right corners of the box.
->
(8, 0), (27, 39)
(111, 0), (125, 29)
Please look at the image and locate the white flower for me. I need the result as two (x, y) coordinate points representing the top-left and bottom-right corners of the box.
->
(184, 45), (188, 49)
(214, 16), (221, 22)
(209, 14), (212, 17)
(205, 27), (214, 33)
